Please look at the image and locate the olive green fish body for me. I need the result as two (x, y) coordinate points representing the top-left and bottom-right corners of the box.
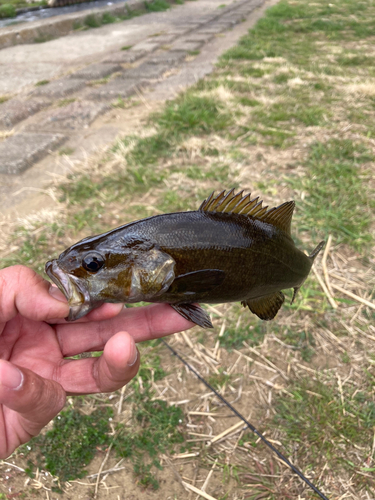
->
(125, 211), (311, 303)
(45, 190), (324, 326)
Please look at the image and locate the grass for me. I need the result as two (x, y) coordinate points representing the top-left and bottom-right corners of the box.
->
(58, 146), (75, 156)
(25, 405), (112, 483)
(287, 139), (375, 247)
(273, 376), (375, 489)
(22, 353), (186, 490)
(2, 0), (375, 498)
(0, 3), (15, 18)
(35, 79), (49, 86)
(77, 0), (172, 31)
(0, 0), (46, 11)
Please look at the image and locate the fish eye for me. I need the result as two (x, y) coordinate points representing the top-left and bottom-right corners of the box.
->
(82, 252), (104, 273)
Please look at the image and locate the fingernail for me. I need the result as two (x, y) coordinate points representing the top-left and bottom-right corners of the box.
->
(0, 362), (23, 390)
(127, 340), (138, 367)
(49, 285), (67, 303)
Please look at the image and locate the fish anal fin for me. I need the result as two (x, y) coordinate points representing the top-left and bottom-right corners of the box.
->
(244, 292), (285, 321)
(199, 191), (295, 235)
(169, 269), (225, 295)
(171, 303), (213, 329)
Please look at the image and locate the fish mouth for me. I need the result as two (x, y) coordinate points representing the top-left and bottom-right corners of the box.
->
(45, 260), (93, 321)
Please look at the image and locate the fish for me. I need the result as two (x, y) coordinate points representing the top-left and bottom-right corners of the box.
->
(45, 189), (325, 328)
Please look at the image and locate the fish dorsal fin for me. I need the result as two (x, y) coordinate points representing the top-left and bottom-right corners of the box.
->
(199, 190), (295, 236)
(260, 201), (295, 236)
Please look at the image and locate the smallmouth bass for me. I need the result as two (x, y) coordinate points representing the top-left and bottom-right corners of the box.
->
(45, 189), (324, 327)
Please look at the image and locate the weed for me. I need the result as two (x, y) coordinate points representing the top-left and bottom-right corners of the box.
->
(154, 93), (232, 136)
(188, 49), (200, 56)
(112, 356), (186, 489)
(219, 320), (268, 350)
(0, 3), (16, 18)
(239, 66), (265, 78)
(26, 406), (112, 482)
(287, 139), (374, 247)
(101, 12), (117, 24)
(121, 45), (133, 51)
(0, 95), (9, 104)
(84, 14), (102, 29)
(59, 147), (75, 156)
(145, 0), (170, 12)
(33, 34), (54, 43)
(125, 133), (172, 167)
(208, 370), (232, 390)
(57, 98), (75, 107)
(73, 20), (83, 30)
(35, 80), (49, 86)
(237, 96), (260, 107)
(274, 377), (375, 481)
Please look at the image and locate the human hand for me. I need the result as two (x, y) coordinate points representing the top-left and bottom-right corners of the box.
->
(0, 265), (193, 459)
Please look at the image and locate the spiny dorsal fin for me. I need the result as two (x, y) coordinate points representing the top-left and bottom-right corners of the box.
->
(199, 190), (295, 236)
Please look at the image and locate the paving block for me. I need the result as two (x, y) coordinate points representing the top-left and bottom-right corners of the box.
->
(0, 98), (49, 129)
(33, 79), (85, 99)
(215, 19), (239, 27)
(197, 25), (227, 34)
(166, 26), (191, 35)
(101, 50), (145, 64)
(170, 41), (203, 52)
(220, 13), (245, 23)
(181, 33), (215, 43)
(122, 62), (171, 80)
(86, 79), (139, 101)
(0, 133), (66, 175)
(130, 40), (160, 53)
(149, 34), (177, 45)
(28, 100), (109, 132)
(147, 51), (186, 66)
(70, 63), (122, 80)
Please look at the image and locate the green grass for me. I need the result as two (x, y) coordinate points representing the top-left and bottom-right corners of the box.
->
(84, 14), (102, 29)
(287, 139), (374, 247)
(73, 0), (172, 32)
(58, 146), (75, 156)
(112, 354), (186, 489)
(274, 377), (375, 487)
(33, 34), (55, 44)
(145, 0), (170, 12)
(0, 3), (15, 18)
(25, 405), (112, 483)
(57, 98), (75, 107)
(0, 96), (9, 104)
(35, 79), (49, 86)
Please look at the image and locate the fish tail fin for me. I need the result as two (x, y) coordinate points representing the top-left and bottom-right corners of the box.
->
(291, 241), (325, 304)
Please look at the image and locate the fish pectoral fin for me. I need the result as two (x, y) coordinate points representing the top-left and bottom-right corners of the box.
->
(170, 303), (213, 329)
(243, 291), (285, 321)
(169, 269), (225, 295)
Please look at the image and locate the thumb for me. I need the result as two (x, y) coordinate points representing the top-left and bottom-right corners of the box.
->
(0, 360), (66, 457)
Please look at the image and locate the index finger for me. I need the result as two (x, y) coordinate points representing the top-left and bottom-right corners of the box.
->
(55, 303), (195, 356)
